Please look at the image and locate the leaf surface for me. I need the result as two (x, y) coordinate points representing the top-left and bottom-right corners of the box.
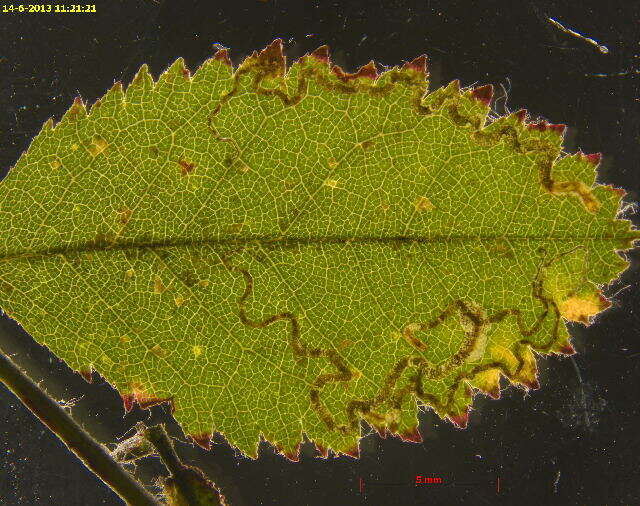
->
(0, 40), (637, 458)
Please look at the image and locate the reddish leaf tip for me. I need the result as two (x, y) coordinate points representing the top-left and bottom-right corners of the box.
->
(309, 45), (330, 63)
(274, 441), (301, 462)
(189, 433), (212, 450)
(136, 395), (174, 411)
(449, 411), (469, 429)
(78, 368), (93, 383)
(332, 61), (378, 82)
(400, 427), (423, 443)
(584, 152), (602, 166)
(523, 379), (541, 390)
(549, 123), (567, 135)
(514, 109), (528, 122)
(213, 48), (232, 67)
(342, 446), (360, 459)
(471, 84), (493, 106)
(488, 386), (501, 400)
(559, 344), (576, 355)
(121, 393), (135, 413)
(402, 54), (428, 76)
(526, 120), (566, 135)
(314, 442), (329, 458)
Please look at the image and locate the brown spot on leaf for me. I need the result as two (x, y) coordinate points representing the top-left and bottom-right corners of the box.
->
(88, 136), (108, 157)
(227, 223), (244, 233)
(118, 207), (132, 225)
(153, 275), (166, 294)
(150, 344), (169, 358)
(178, 158), (196, 175)
(0, 280), (14, 294)
(415, 196), (435, 212)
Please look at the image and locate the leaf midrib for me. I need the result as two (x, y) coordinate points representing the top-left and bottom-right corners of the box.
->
(1, 233), (634, 264)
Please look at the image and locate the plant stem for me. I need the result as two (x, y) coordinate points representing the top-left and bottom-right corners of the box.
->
(144, 424), (224, 505)
(0, 347), (160, 506)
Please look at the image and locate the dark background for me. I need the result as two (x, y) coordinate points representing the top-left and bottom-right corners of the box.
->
(1, 0), (639, 504)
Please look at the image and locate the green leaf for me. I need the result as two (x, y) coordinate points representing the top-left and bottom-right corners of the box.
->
(0, 40), (637, 458)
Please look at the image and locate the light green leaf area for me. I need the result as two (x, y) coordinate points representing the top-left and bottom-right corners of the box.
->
(0, 40), (637, 458)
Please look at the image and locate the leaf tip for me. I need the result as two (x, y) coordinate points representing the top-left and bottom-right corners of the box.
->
(341, 445), (360, 459)
(582, 151), (602, 166)
(522, 378), (541, 390)
(558, 344), (576, 356)
(309, 44), (330, 64)
(213, 48), (232, 67)
(188, 433), (212, 450)
(402, 54), (428, 77)
(400, 427), (423, 443)
(514, 108), (528, 123)
(313, 442), (329, 458)
(526, 120), (566, 136)
(78, 367), (93, 383)
(471, 84), (493, 106)
(121, 393), (135, 413)
(332, 60), (378, 82)
(449, 409), (470, 429)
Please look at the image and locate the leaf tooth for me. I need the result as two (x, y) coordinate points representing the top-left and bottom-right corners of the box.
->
(121, 393), (135, 413)
(581, 151), (602, 167)
(471, 84), (494, 106)
(514, 108), (528, 123)
(60, 96), (87, 124)
(399, 426), (423, 443)
(402, 54), (428, 78)
(309, 44), (330, 64)
(126, 63), (154, 102)
(313, 441), (329, 458)
(78, 366), (93, 383)
(156, 57), (190, 90)
(526, 119), (567, 136)
(212, 47), (232, 67)
(239, 38), (286, 79)
(188, 433), (212, 450)
(448, 408), (470, 429)
(341, 445), (360, 458)
(331, 60), (378, 82)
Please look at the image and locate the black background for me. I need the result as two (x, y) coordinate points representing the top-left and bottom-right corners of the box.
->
(1, 1), (639, 505)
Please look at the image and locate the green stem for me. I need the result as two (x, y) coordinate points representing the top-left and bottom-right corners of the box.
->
(144, 424), (203, 505)
(0, 347), (160, 506)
